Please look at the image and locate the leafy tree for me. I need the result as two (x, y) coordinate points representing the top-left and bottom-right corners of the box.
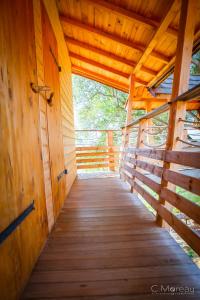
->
(72, 75), (127, 130)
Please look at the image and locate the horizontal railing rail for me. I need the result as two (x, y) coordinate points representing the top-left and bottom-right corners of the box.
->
(75, 130), (122, 171)
(123, 83), (200, 129)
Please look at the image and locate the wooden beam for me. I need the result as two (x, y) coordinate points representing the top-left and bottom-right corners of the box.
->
(71, 54), (148, 86)
(86, 0), (177, 37)
(133, 97), (168, 102)
(148, 27), (200, 88)
(70, 52), (130, 79)
(65, 37), (157, 76)
(66, 37), (135, 67)
(133, 0), (180, 75)
(72, 65), (129, 92)
(156, 0), (196, 227)
(167, 0), (196, 148)
(60, 15), (170, 63)
(60, 15), (145, 52)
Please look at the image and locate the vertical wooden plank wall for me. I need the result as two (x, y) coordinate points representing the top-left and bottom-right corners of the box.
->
(43, 0), (77, 195)
(0, 0), (76, 299)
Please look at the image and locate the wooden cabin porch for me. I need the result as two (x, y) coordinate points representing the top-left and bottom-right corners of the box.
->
(1, 0), (200, 299)
(22, 177), (200, 299)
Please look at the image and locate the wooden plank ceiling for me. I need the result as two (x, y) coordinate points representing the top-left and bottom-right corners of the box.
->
(58, 0), (200, 93)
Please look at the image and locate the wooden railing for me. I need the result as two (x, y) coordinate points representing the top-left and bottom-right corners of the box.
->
(75, 130), (121, 171)
(121, 148), (200, 255)
(120, 83), (200, 256)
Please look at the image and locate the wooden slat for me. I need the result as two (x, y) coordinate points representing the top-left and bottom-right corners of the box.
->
(76, 151), (119, 157)
(135, 160), (163, 178)
(76, 146), (109, 151)
(163, 169), (200, 196)
(77, 163), (117, 169)
(125, 148), (165, 160)
(134, 170), (160, 193)
(77, 157), (116, 164)
(161, 187), (200, 224)
(134, 182), (200, 256)
(165, 150), (200, 168)
(122, 164), (160, 193)
(76, 146), (119, 151)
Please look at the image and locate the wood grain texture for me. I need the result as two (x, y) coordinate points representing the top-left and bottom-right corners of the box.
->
(43, 0), (77, 195)
(42, 2), (66, 219)
(58, 0), (200, 90)
(0, 1), (48, 299)
(0, 1), (76, 299)
(22, 178), (200, 299)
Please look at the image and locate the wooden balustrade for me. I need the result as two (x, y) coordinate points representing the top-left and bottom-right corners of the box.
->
(120, 147), (200, 255)
(75, 130), (121, 170)
(120, 77), (200, 256)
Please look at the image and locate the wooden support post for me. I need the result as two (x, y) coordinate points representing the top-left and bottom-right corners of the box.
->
(123, 96), (132, 147)
(156, 0), (196, 226)
(124, 74), (135, 147)
(130, 118), (147, 193)
(107, 130), (115, 171)
(146, 101), (154, 147)
(120, 75), (135, 179)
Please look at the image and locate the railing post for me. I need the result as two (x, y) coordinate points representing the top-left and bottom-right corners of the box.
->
(130, 119), (147, 193)
(107, 130), (115, 171)
(156, 0), (195, 226)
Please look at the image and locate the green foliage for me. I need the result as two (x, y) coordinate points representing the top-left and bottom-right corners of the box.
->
(72, 75), (128, 130)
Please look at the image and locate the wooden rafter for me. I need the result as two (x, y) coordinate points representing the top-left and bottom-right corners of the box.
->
(70, 52), (130, 79)
(72, 65), (129, 92)
(148, 28), (200, 88)
(133, 0), (180, 76)
(133, 98), (168, 102)
(70, 52), (148, 85)
(60, 15), (170, 63)
(65, 37), (157, 76)
(87, 0), (177, 37)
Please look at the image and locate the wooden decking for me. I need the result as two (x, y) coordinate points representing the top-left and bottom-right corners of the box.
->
(22, 178), (200, 299)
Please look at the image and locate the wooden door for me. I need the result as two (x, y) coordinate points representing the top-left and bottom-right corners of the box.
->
(41, 3), (66, 219)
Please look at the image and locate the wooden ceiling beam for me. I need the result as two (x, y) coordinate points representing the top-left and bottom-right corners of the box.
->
(66, 37), (135, 67)
(70, 52), (148, 86)
(66, 37), (157, 76)
(133, 0), (180, 75)
(70, 52), (130, 78)
(87, 0), (177, 37)
(72, 65), (129, 93)
(133, 98), (168, 102)
(60, 15), (145, 52)
(60, 15), (170, 63)
(148, 29), (200, 88)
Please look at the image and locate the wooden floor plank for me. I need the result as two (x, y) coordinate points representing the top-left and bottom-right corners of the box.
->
(22, 178), (200, 299)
